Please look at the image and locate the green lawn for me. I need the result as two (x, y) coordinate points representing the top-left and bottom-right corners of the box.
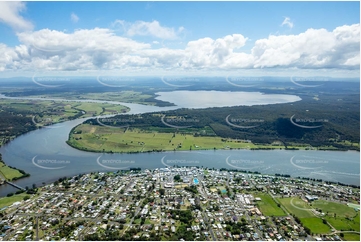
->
(325, 214), (360, 232)
(343, 233), (360, 241)
(0, 193), (28, 208)
(311, 200), (357, 218)
(255, 193), (286, 216)
(0, 162), (24, 180)
(299, 217), (331, 234)
(277, 197), (314, 218)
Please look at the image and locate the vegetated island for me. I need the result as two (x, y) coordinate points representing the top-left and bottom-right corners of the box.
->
(66, 96), (360, 153)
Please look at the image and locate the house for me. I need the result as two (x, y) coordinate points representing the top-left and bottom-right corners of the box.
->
(305, 195), (318, 202)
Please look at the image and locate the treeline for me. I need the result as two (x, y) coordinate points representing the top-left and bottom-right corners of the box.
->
(86, 93), (359, 150)
(0, 110), (36, 145)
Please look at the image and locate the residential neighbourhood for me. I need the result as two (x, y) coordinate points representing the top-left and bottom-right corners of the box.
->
(0, 167), (359, 241)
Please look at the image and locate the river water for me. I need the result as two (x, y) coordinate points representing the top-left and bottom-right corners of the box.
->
(0, 93), (359, 196)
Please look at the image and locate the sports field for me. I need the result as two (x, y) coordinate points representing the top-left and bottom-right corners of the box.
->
(254, 193), (286, 216)
(311, 200), (357, 218)
(277, 197), (331, 234)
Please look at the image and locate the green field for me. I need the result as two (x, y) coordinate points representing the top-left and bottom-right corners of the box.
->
(299, 217), (331, 234)
(254, 193), (286, 216)
(325, 213), (360, 231)
(0, 193), (28, 208)
(311, 200), (357, 218)
(277, 197), (331, 234)
(0, 99), (129, 129)
(0, 162), (24, 180)
(28, 91), (156, 106)
(67, 124), (288, 153)
(343, 233), (360, 241)
(277, 197), (314, 218)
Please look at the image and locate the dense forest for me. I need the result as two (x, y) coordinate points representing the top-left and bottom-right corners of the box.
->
(0, 110), (36, 145)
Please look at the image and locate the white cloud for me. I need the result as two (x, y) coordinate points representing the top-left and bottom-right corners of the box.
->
(113, 20), (184, 40)
(71, 13), (79, 23)
(0, 24), (359, 74)
(281, 17), (294, 29)
(0, 1), (33, 31)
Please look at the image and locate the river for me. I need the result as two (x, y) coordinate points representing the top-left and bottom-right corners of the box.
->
(0, 94), (359, 196)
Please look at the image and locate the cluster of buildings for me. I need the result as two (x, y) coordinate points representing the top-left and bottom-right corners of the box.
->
(0, 167), (358, 241)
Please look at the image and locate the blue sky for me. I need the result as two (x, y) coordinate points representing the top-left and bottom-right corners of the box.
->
(0, 1), (359, 77)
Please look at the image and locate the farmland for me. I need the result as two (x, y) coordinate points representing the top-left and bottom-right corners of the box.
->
(67, 124), (283, 153)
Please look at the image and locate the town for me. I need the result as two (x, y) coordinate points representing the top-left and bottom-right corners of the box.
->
(0, 167), (359, 241)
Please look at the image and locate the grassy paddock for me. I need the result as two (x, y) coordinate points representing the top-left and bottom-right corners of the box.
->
(0, 162), (24, 180)
(254, 193), (286, 216)
(343, 233), (360, 241)
(299, 217), (331, 234)
(277, 197), (314, 218)
(0, 193), (27, 208)
(68, 124), (285, 153)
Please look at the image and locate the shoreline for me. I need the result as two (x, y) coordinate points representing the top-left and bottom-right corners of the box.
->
(66, 138), (359, 154)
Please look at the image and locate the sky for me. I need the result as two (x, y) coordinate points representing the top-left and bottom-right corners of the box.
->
(0, 1), (359, 78)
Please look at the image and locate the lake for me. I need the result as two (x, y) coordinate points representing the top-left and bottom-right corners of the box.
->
(155, 90), (302, 108)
